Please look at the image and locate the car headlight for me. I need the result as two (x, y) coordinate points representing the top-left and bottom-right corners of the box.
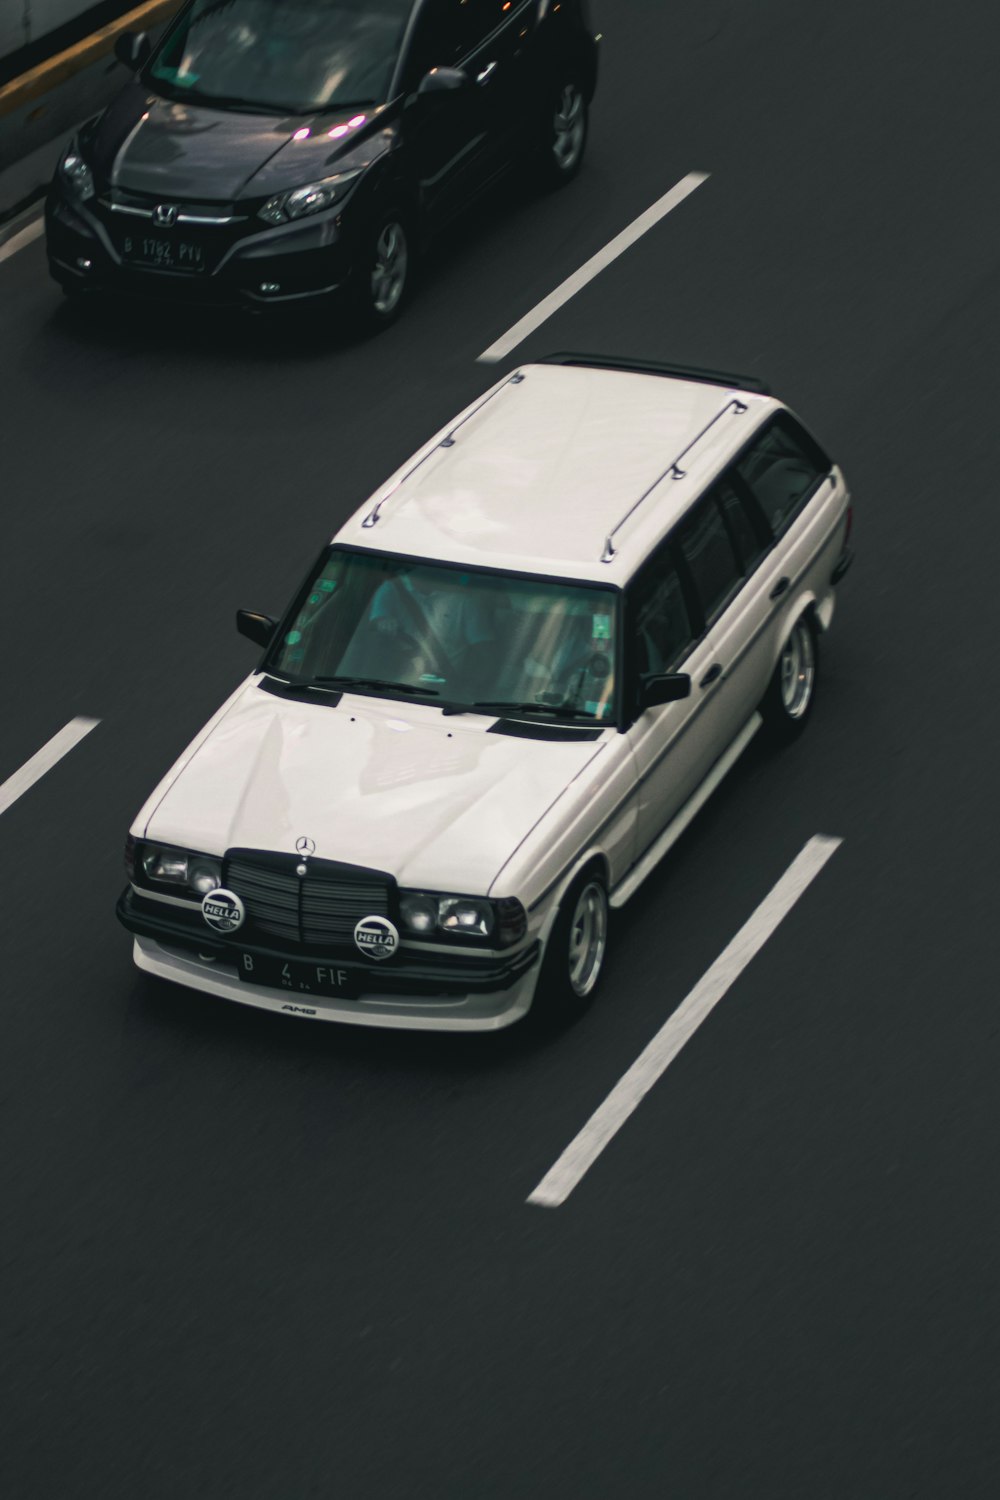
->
(59, 143), (95, 202)
(439, 897), (494, 937)
(258, 169), (361, 224)
(399, 892), (527, 947)
(399, 894), (438, 934)
(134, 841), (222, 897)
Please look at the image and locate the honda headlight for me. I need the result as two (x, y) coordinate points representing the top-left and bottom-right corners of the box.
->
(258, 169), (361, 224)
(399, 892), (527, 947)
(59, 143), (95, 202)
(136, 842), (222, 897)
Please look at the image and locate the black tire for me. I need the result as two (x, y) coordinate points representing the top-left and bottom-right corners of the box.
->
(536, 79), (589, 187)
(352, 212), (412, 331)
(529, 867), (609, 1030)
(761, 612), (819, 742)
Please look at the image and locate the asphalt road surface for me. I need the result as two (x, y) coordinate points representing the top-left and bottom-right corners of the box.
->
(3, 3), (1000, 1495)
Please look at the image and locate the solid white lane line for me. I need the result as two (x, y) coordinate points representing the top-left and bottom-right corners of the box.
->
(477, 171), (709, 364)
(528, 834), (843, 1209)
(0, 717), (100, 818)
(0, 215), (44, 266)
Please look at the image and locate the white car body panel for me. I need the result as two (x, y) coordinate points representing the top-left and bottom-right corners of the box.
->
(143, 681), (608, 894)
(346, 363), (779, 583)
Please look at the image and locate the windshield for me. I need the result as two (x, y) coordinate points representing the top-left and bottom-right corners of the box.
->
(267, 549), (619, 724)
(147, 0), (412, 114)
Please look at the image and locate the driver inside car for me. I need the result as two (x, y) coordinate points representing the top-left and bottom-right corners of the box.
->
(365, 567), (494, 671)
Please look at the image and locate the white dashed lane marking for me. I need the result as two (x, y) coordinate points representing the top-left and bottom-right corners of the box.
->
(0, 717), (100, 818)
(477, 171), (709, 364)
(528, 834), (844, 1208)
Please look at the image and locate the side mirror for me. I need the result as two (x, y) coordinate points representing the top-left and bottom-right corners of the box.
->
(639, 673), (691, 710)
(417, 66), (470, 96)
(237, 609), (277, 648)
(114, 31), (151, 72)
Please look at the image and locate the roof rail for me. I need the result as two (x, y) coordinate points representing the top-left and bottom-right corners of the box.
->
(600, 397), (751, 564)
(537, 351), (771, 396)
(361, 371), (526, 530)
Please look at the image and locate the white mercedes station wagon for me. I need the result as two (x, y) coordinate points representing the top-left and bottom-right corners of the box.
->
(118, 355), (853, 1031)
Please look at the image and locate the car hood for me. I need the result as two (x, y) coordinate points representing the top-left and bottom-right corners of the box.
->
(144, 681), (608, 894)
(89, 80), (390, 201)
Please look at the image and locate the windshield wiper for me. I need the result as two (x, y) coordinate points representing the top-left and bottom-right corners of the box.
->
(464, 699), (591, 720)
(150, 80), (299, 113)
(305, 675), (441, 697)
(313, 97), (377, 113)
(198, 92), (300, 113)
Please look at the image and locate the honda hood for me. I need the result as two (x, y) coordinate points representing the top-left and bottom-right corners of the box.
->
(89, 80), (390, 202)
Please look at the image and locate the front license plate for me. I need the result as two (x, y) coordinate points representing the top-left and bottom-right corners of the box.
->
(237, 952), (357, 999)
(121, 232), (206, 273)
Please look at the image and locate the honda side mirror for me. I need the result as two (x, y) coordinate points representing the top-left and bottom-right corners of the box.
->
(114, 31), (151, 72)
(237, 610), (276, 648)
(417, 66), (470, 96)
(639, 673), (691, 710)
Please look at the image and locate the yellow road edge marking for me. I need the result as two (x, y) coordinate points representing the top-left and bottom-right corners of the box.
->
(0, 0), (183, 120)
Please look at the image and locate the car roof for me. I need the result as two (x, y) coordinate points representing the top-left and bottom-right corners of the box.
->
(333, 362), (781, 584)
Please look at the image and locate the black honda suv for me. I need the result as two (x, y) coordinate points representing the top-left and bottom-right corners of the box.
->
(45, 0), (598, 324)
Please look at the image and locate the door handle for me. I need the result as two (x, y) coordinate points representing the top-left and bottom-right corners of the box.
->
(769, 576), (791, 600)
(699, 664), (724, 688)
(476, 61), (498, 84)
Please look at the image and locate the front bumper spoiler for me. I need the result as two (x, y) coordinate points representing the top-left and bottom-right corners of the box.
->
(117, 889), (541, 1022)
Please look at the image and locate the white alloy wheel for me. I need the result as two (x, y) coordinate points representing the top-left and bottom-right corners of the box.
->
(567, 877), (608, 999)
(779, 616), (816, 720)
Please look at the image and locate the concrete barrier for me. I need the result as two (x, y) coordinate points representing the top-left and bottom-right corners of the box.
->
(0, 0), (182, 215)
(1, 1), (175, 65)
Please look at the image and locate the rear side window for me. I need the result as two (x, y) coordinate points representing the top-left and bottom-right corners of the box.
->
(713, 475), (769, 572)
(673, 495), (743, 627)
(736, 415), (830, 537)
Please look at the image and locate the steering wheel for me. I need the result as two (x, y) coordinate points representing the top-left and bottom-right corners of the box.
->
(557, 649), (613, 704)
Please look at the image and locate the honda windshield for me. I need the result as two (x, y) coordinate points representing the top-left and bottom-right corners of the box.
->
(266, 548), (619, 724)
(148, 0), (412, 115)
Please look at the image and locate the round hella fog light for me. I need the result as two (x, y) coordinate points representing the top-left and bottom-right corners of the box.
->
(400, 895), (437, 934)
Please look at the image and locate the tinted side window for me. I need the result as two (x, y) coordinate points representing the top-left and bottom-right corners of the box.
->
(631, 550), (694, 682)
(714, 475), (769, 572)
(736, 416), (829, 537)
(674, 496), (743, 627)
(404, 0), (465, 80)
(458, 0), (509, 52)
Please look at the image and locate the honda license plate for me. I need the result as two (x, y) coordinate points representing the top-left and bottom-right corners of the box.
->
(121, 232), (206, 274)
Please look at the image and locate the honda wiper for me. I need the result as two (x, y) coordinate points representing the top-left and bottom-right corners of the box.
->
(201, 93), (299, 113)
(314, 98), (377, 113)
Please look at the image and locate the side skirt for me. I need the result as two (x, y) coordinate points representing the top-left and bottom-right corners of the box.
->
(609, 712), (763, 910)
